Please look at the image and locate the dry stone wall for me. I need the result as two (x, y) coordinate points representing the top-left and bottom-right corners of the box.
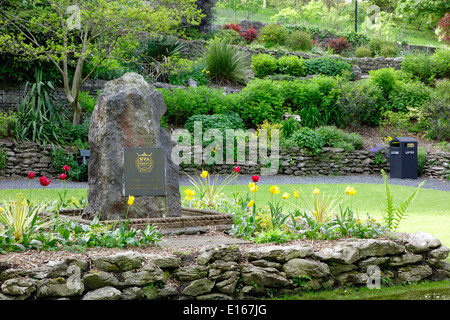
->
(1, 141), (449, 180)
(0, 231), (448, 300)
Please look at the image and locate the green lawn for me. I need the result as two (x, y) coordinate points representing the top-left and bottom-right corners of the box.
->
(0, 183), (450, 247)
(277, 279), (450, 300)
(3, 182), (447, 250)
(180, 183), (450, 251)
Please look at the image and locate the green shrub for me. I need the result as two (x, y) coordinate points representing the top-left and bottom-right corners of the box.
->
(51, 149), (88, 182)
(281, 117), (301, 139)
(251, 54), (277, 78)
(280, 127), (324, 154)
(159, 86), (225, 126)
(431, 48), (450, 79)
(388, 81), (432, 113)
(303, 58), (352, 77)
(277, 55), (305, 77)
(236, 79), (286, 126)
(401, 53), (436, 85)
(355, 46), (372, 58)
(78, 91), (97, 114)
(203, 38), (250, 85)
(259, 24), (289, 47)
(422, 98), (450, 141)
(0, 112), (17, 138)
(380, 44), (398, 57)
(285, 30), (313, 51)
(214, 29), (242, 44)
(417, 147), (427, 176)
(367, 38), (398, 57)
(315, 126), (363, 151)
(184, 111), (245, 135)
(369, 68), (397, 98)
(343, 31), (370, 47)
(337, 80), (385, 127)
(0, 149), (7, 170)
(168, 60), (209, 86)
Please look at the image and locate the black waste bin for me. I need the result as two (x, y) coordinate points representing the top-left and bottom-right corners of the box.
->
(389, 137), (418, 179)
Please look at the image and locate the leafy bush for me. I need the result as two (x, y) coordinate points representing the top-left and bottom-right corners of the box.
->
(168, 59), (210, 86)
(337, 80), (385, 127)
(367, 38), (398, 57)
(343, 31), (370, 47)
(401, 53), (436, 85)
(202, 38), (250, 85)
(369, 67), (398, 98)
(285, 30), (314, 51)
(431, 48), (450, 79)
(388, 81), (432, 113)
(240, 28), (258, 44)
(315, 126), (363, 151)
(78, 91), (97, 114)
(303, 58), (352, 77)
(0, 112), (17, 138)
(223, 23), (241, 33)
(355, 46), (372, 57)
(160, 86), (225, 126)
(0, 149), (7, 170)
(213, 28), (242, 44)
(51, 149), (88, 182)
(326, 37), (352, 54)
(280, 127), (324, 154)
(277, 55), (305, 77)
(379, 44), (397, 57)
(235, 79), (286, 126)
(259, 24), (289, 47)
(422, 99), (450, 141)
(251, 54), (277, 78)
(184, 111), (245, 135)
(417, 147), (427, 176)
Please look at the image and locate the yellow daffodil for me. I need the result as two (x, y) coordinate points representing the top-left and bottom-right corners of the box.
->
(313, 211), (318, 217)
(356, 219), (361, 224)
(250, 185), (258, 193)
(270, 185), (280, 195)
(200, 170), (208, 179)
(282, 192), (290, 199)
(184, 189), (196, 201)
(247, 200), (254, 207)
(294, 190), (300, 198)
(313, 188), (320, 195)
(345, 186), (356, 196)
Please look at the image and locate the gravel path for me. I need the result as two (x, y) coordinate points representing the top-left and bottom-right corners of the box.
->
(1, 174), (449, 191)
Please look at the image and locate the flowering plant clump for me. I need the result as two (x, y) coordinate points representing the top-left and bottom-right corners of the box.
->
(369, 144), (390, 165)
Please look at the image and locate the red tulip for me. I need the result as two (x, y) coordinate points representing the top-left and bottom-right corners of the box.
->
(251, 175), (259, 183)
(234, 166), (241, 173)
(27, 172), (35, 179)
(39, 176), (52, 187)
(59, 173), (67, 180)
(62, 165), (70, 172)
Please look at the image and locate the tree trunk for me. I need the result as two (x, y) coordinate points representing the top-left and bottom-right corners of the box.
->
(72, 100), (82, 126)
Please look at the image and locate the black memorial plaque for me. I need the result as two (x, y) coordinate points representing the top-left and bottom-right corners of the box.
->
(123, 147), (166, 196)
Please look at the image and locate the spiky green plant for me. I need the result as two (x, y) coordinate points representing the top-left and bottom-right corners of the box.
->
(202, 38), (250, 85)
(381, 169), (425, 231)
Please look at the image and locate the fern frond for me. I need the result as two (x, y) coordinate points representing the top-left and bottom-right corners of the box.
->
(392, 180), (425, 231)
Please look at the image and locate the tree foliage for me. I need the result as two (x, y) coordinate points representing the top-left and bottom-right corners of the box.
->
(0, 0), (202, 125)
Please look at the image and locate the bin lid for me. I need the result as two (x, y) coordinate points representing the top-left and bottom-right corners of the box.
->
(391, 137), (417, 143)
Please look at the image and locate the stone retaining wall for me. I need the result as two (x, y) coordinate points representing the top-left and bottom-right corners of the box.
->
(1, 141), (449, 180)
(0, 231), (448, 300)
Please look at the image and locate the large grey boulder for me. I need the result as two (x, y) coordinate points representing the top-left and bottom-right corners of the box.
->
(83, 72), (181, 219)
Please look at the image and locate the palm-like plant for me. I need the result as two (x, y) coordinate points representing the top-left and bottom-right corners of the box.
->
(187, 170), (236, 208)
(202, 38), (250, 85)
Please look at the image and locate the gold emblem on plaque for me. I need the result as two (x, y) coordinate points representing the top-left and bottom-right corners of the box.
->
(135, 152), (154, 173)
